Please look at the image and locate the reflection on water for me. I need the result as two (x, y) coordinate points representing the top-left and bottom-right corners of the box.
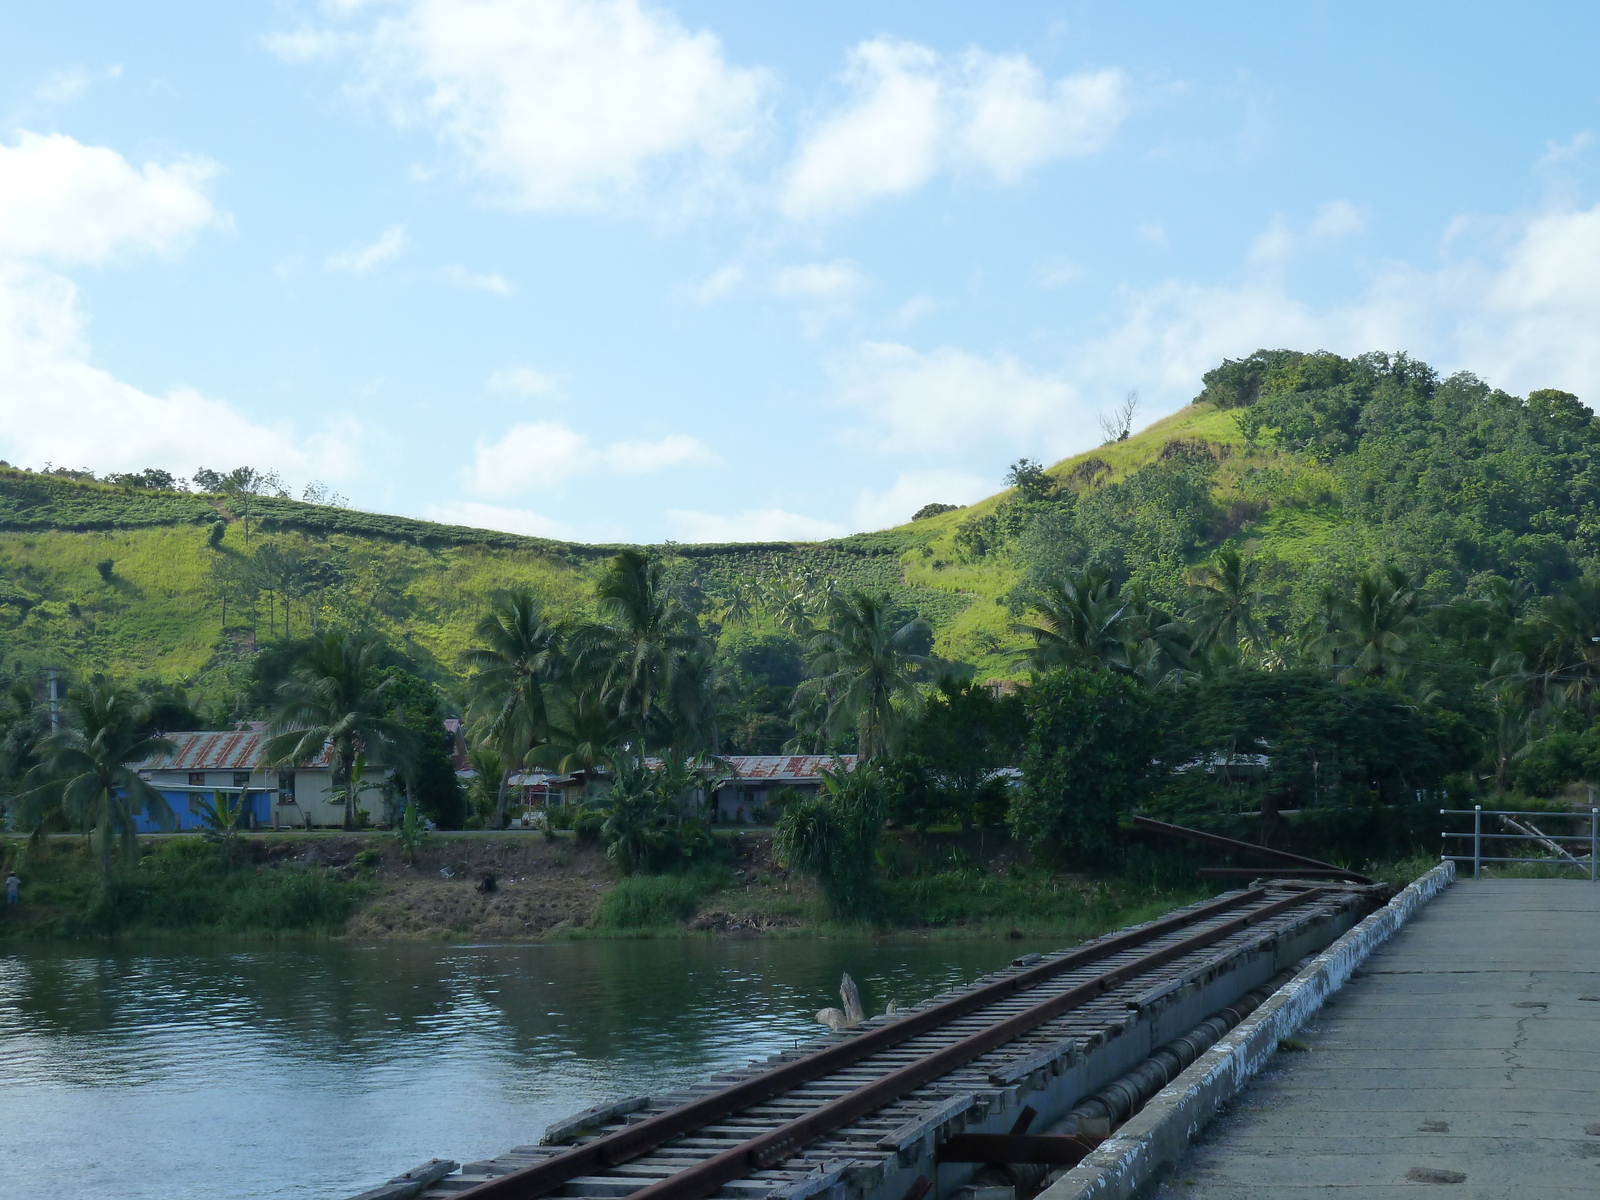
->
(0, 937), (1049, 1200)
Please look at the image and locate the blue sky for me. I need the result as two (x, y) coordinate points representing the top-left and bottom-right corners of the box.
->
(1, 1), (1598, 543)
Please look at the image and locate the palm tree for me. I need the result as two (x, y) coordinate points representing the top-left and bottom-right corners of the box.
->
(717, 584), (753, 625)
(796, 590), (932, 759)
(1333, 566), (1423, 679)
(576, 550), (704, 753)
(1011, 566), (1130, 673)
(1120, 584), (1192, 685)
(1188, 548), (1267, 656)
(530, 689), (632, 777)
(459, 591), (565, 827)
(20, 677), (176, 879)
(1525, 579), (1600, 715)
(263, 632), (417, 830)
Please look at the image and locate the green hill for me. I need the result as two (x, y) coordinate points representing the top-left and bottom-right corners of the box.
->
(4, 347), (1597, 703)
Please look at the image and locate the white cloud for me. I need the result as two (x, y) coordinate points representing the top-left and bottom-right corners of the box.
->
(1538, 131), (1593, 168)
(0, 131), (217, 263)
(0, 133), (352, 484)
(30, 65), (120, 106)
(781, 39), (1126, 219)
(327, 224), (406, 272)
(851, 468), (990, 531)
(471, 420), (716, 496)
(892, 295), (939, 327)
(1465, 204), (1600, 398)
(666, 507), (845, 543)
(690, 262), (745, 304)
(1136, 222), (1168, 248)
(274, 0), (768, 211)
(488, 366), (561, 396)
(1036, 258), (1083, 288)
(1065, 202), (1600, 420)
(1310, 199), (1366, 239)
(442, 263), (512, 294)
(603, 433), (715, 474)
(834, 341), (1087, 456)
(772, 260), (864, 299)
(0, 265), (352, 481)
(424, 499), (569, 537)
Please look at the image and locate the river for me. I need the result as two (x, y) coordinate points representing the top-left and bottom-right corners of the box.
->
(0, 936), (1052, 1199)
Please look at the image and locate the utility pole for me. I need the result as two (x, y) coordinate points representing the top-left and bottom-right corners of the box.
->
(46, 667), (61, 732)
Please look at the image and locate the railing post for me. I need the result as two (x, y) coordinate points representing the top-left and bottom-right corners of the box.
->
(1473, 805), (1482, 880)
(1591, 808), (1597, 883)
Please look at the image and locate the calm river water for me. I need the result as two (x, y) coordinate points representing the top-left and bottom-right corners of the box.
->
(0, 937), (1051, 1200)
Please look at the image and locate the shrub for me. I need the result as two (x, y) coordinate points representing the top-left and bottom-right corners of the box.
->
(96, 558), (114, 581)
(591, 867), (731, 930)
(774, 763), (885, 919)
(1010, 667), (1161, 861)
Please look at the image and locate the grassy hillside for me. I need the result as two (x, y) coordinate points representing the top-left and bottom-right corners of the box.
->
(5, 347), (1594, 699)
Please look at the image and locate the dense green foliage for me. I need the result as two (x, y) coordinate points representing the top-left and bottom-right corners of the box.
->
(773, 764), (886, 917)
(12, 347), (1600, 928)
(1009, 668), (1163, 858)
(2, 836), (365, 937)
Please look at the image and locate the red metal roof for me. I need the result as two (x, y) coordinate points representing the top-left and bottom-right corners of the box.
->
(633, 755), (857, 782)
(720, 755), (857, 782)
(137, 730), (336, 771)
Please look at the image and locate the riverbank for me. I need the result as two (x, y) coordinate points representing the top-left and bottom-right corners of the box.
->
(0, 829), (1223, 943)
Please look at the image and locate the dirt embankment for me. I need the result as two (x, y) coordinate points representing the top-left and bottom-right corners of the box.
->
(269, 836), (619, 940)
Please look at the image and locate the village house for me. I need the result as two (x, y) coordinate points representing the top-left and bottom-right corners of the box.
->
(492, 754), (859, 825)
(133, 727), (390, 831)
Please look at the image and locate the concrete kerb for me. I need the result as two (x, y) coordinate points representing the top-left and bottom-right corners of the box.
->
(1036, 862), (1457, 1200)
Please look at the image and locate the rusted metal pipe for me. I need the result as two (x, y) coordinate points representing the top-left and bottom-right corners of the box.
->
(1130, 815), (1374, 885)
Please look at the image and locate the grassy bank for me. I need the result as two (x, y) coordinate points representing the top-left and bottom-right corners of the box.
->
(0, 836), (371, 938)
(2, 831), (1444, 944)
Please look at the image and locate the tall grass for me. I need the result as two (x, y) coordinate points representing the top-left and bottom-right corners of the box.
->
(3, 837), (367, 938)
(590, 866), (734, 931)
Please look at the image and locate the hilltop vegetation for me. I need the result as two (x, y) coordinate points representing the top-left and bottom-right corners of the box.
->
(3, 346), (1599, 705)
(11, 347), (1600, 940)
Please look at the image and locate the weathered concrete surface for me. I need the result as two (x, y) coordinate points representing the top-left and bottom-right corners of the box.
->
(1150, 879), (1600, 1199)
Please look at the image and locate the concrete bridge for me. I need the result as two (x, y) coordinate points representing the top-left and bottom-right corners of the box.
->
(347, 869), (1598, 1200)
(1130, 878), (1600, 1200)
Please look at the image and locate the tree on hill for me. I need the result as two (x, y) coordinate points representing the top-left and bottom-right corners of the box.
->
(575, 550), (706, 756)
(375, 666), (465, 829)
(796, 590), (932, 759)
(459, 591), (565, 828)
(1012, 566), (1130, 673)
(1188, 548), (1268, 657)
(1323, 566), (1423, 681)
(19, 678), (176, 879)
(263, 632), (417, 831)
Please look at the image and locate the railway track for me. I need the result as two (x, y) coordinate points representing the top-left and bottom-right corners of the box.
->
(358, 884), (1376, 1200)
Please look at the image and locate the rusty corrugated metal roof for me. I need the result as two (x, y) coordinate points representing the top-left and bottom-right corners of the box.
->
(136, 730), (335, 771)
(633, 755), (856, 782)
(721, 755), (856, 781)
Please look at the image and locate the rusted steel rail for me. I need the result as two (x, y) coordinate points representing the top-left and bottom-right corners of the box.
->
(1130, 814), (1375, 885)
(456, 887), (1319, 1200)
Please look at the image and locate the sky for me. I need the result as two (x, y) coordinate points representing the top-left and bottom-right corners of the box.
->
(1, 1), (1598, 544)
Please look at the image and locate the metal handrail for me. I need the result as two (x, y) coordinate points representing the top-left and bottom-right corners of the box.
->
(1440, 805), (1599, 880)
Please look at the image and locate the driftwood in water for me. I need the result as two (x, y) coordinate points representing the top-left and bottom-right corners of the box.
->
(815, 973), (867, 1031)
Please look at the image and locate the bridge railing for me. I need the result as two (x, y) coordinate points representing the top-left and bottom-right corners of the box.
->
(1440, 806), (1599, 880)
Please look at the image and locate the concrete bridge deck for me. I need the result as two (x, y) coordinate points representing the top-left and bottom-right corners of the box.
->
(1150, 879), (1600, 1199)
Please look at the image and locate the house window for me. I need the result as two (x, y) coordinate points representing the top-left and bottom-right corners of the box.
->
(233, 772), (251, 789)
(188, 772), (206, 786)
(278, 772), (297, 805)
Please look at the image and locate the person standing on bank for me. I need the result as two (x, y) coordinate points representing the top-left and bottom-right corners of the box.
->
(5, 872), (18, 908)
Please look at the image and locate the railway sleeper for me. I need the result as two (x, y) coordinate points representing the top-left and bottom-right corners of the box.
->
(398, 890), (1366, 1200)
